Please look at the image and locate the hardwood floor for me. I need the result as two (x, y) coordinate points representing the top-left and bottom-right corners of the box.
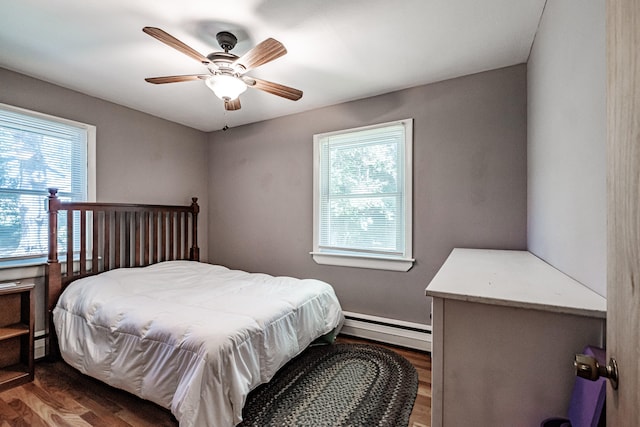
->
(0, 360), (176, 427)
(0, 336), (431, 426)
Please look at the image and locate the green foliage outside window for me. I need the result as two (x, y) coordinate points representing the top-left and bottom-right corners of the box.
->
(325, 141), (400, 251)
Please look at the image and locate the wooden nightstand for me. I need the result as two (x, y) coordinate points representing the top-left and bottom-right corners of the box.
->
(0, 283), (34, 392)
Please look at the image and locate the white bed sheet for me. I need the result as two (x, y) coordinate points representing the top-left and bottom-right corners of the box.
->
(53, 261), (344, 427)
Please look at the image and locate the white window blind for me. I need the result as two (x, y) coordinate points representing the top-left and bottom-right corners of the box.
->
(0, 104), (92, 260)
(312, 119), (414, 271)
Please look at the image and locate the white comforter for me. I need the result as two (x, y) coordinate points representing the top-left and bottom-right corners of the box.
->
(53, 261), (344, 427)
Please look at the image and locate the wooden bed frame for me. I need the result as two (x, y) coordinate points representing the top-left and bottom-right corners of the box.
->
(44, 188), (200, 357)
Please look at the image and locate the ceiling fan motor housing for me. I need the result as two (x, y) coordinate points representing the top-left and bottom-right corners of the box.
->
(216, 31), (238, 52)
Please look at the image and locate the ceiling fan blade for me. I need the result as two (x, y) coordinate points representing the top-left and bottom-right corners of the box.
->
(233, 38), (287, 71)
(224, 98), (242, 111)
(245, 77), (303, 101)
(143, 27), (210, 64)
(145, 75), (209, 84)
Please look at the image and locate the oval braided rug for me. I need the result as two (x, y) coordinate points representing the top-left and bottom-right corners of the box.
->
(238, 343), (418, 427)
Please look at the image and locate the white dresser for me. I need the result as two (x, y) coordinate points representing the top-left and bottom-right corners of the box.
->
(425, 248), (606, 427)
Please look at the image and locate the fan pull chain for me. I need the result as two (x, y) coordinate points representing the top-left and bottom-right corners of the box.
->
(222, 109), (229, 131)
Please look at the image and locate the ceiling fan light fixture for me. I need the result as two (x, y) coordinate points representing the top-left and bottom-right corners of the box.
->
(205, 75), (247, 100)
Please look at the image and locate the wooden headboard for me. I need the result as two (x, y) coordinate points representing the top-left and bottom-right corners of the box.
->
(44, 188), (200, 356)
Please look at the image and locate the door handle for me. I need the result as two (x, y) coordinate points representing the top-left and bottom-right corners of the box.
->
(574, 353), (619, 390)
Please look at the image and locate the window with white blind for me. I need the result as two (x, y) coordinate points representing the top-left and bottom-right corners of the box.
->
(0, 103), (95, 262)
(312, 119), (414, 271)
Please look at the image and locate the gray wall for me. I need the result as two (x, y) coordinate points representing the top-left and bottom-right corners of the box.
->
(527, 0), (606, 296)
(0, 67), (209, 259)
(208, 65), (527, 324)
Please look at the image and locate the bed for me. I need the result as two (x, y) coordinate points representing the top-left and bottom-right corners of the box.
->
(44, 189), (344, 427)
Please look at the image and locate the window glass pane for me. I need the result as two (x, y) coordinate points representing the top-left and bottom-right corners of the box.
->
(328, 141), (399, 195)
(322, 196), (401, 253)
(0, 106), (88, 260)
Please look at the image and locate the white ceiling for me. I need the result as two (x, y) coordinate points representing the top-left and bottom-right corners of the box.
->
(0, 0), (546, 132)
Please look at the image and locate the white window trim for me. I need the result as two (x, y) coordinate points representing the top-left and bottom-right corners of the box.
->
(0, 103), (96, 276)
(311, 119), (414, 272)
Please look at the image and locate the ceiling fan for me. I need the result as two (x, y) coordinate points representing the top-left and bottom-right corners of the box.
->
(142, 27), (303, 111)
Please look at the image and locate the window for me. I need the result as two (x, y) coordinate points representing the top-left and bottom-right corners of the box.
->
(312, 119), (414, 271)
(0, 103), (95, 262)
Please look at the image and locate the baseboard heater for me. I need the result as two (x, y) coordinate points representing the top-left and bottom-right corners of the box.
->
(340, 311), (431, 352)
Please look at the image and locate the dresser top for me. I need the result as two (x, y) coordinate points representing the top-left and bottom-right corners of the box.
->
(425, 248), (606, 318)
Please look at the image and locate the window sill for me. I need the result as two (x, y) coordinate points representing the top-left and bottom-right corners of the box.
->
(310, 252), (414, 272)
(0, 255), (98, 281)
(0, 257), (47, 281)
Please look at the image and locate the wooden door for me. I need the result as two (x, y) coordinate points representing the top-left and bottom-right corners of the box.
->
(607, 0), (640, 423)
